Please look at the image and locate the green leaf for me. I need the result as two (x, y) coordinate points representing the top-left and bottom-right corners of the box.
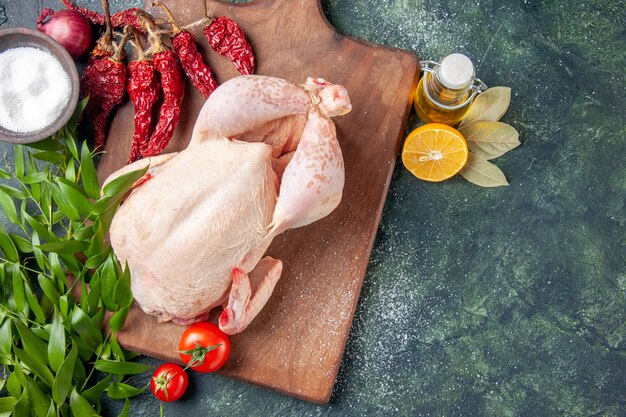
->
(94, 359), (152, 376)
(118, 399), (130, 417)
(80, 142), (100, 199)
(41, 185), (52, 224)
(0, 168), (11, 179)
(38, 240), (90, 254)
(14, 145), (24, 179)
(49, 252), (65, 284)
(108, 305), (130, 332)
(100, 256), (118, 311)
(68, 97), (89, 131)
(81, 375), (112, 404)
(70, 307), (103, 349)
(0, 319), (12, 355)
(39, 274), (61, 309)
(69, 388), (98, 417)
(6, 372), (21, 398)
(10, 234), (33, 253)
(49, 182), (80, 221)
(72, 346), (87, 384)
(0, 184), (28, 200)
(26, 154), (42, 201)
(12, 267), (25, 312)
(21, 172), (49, 184)
(114, 263), (132, 307)
(24, 376), (52, 417)
(27, 138), (64, 152)
(12, 358), (26, 383)
(102, 165), (149, 198)
(52, 343), (77, 405)
(0, 397), (17, 413)
(59, 253), (82, 277)
(48, 312), (66, 372)
(66, 134), (80, 161)
(109, 332), (125, 361)
(65, 159), (77, 182)
(92, 304), (105, 330)
(85, 220), (104, 259)
(31, 326), (50, 342)
(24, 282), (46, 324)
(59, 294), (70, 318)
(56, 178), (92, 218)
(12, 389), (31, 417)
(45, 400), (56, 417)
(13, 318), (50, 366)
(72, 224), (95, 242)
(0, 230), (19, 261)
(33, 151), (66, 164)
(91, 196), (120, 216)
(31, 233), (46, 270)
(0, 188), (19, 225)
(24, 212), (53, 241)
(459, 152), (509, 187)
(106, 382), (146, 400)
(85, 247), (111, 270)
(14, 347), (55, 387)
(85, 281), (101, 318)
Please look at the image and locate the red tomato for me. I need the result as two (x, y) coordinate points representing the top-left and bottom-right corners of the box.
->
(178, 322), (231, 373)
(150, 363), (188, 402)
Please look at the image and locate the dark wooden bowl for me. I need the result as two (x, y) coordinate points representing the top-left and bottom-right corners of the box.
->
(0, 27), (80, 144)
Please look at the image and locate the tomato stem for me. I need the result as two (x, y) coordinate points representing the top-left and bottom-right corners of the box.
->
(180, 342), (223, 370)
(152, 373), (172, 400)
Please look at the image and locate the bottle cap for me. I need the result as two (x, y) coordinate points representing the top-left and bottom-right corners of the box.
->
(438, 53), (475, 89)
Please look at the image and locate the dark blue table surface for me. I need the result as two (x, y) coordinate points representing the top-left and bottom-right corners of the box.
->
(2, 0), (625, 416)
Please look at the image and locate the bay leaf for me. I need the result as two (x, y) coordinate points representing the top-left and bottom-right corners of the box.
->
(459, 86), (511, 126)
(459, 153), (509, 187)
(459, 121), (520, 160)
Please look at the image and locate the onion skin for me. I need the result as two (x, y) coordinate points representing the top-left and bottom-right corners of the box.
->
(37, 8), (92, 59)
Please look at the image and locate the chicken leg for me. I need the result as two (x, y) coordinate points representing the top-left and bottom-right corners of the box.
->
(219, 256), (283, 334)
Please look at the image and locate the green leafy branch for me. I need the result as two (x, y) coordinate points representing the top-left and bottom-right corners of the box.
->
(0, 99), (149, 417)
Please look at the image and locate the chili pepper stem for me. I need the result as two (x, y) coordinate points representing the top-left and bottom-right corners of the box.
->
(101, 0), (112, 47)
(139, 10), (167, 55)
(112, 29), (132, 61)
(153, 1), (181, 34)
(128, 26), (146, 61)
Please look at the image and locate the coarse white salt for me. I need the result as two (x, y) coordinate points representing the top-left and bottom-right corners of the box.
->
(0, 47), (71, 133)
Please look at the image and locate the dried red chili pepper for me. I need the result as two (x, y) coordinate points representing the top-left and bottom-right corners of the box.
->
(203, 16), (255, 75)
(80, 0), (128, 151)
(127, 28), (160, 163)
(154, 1), (217, 98)
(61, 0), (103, 25)
(111, 8), (143, 31)
(140, 49), (185, 156)
(61, 0), (143, 31)
(138, 16), (185, 157)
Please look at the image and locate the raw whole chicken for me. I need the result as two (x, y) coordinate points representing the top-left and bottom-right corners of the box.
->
(105, 75), (351, 335)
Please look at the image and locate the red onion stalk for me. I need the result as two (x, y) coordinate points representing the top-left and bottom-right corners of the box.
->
(37, 8), (92, 59)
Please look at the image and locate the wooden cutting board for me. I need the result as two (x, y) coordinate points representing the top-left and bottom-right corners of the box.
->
(97, 0), (417, 404)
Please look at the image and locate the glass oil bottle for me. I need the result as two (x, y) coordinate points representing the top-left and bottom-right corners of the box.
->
(414, 53), (487, 126)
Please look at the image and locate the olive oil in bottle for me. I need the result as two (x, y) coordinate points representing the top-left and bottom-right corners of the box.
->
(414, 53), (487, 126)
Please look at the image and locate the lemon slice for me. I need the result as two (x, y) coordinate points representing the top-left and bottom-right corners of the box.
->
(401, 123), (469, 182)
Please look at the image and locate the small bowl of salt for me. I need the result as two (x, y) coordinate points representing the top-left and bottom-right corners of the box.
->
(0, 28), (79, 144)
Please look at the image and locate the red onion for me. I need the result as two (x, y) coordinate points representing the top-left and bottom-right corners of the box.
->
(37, 8), (92, 59)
